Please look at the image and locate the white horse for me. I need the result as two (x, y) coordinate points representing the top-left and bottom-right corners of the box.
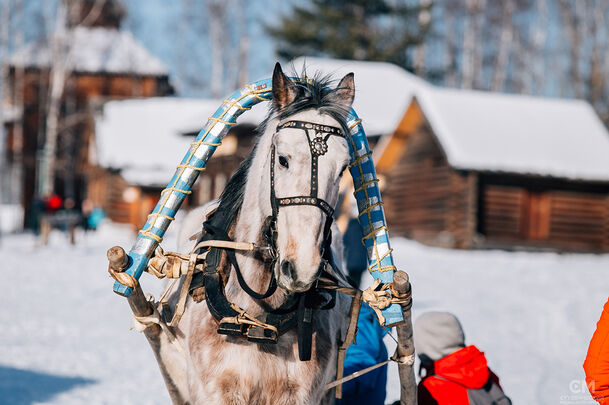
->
(166, 63), (356, 404)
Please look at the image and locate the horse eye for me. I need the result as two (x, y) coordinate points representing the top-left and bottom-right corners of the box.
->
(278, 155), (289, 169)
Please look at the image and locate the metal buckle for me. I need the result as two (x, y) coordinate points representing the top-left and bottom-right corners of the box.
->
(246, 325), (278, 343)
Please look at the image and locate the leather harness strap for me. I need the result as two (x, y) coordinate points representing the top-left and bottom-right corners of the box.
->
(189, 118), (347, 360)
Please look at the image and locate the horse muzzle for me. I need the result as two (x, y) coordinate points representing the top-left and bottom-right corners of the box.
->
(276, 259), (322, 293)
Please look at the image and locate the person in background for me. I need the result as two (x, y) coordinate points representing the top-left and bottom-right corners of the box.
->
(337, 303), (388, 405)
(342, 217), (368, 288)
(414, 311), (511, 404)
(87, 206), (106, 230)
(584, 298), (609, 404)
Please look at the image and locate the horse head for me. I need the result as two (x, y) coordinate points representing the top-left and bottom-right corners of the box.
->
(265, 63), (354, 293)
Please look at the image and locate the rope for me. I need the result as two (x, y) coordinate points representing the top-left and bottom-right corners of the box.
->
(169, 253), (198, 327)
(325, 359), (391, 391)
(108, 264), (138, 289)
(219, 303), (279, 335)
(361, 279), (412, 326)
(324, 349), (415, 391)
(145, 240), (269, 280)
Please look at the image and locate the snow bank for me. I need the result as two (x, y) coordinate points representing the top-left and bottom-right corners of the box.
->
(381, 238), (608, 404)
(2, 224), (607, 404)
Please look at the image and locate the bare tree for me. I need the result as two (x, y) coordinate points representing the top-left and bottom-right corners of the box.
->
(530, 0), (548, 95)
(38, 0), (105, 197)
(443, 1), (459, 87)
(207, 0), (226, 98)
(234, 0), (249, 89)
(413, 0), (432, 77)
(558, 0), (585, 99)
(10, 0), (25, 211)
(490, 0), (513, 92)
(461, 0), (485, 89)
(0, 0), (10, 236)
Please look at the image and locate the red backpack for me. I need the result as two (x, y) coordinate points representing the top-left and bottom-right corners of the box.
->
(418, 346), (511, 405)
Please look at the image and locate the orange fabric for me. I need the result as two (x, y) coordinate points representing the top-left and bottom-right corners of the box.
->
(584, 297), (609, 404)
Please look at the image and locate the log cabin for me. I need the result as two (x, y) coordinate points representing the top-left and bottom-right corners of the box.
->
(377, 87), (609, 252)
(3, 0), (173, 229)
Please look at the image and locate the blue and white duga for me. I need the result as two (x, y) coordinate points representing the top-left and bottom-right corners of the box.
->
(111, 77), (403, 326)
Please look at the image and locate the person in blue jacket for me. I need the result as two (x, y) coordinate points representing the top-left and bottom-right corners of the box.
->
(337, 303), (388, 405)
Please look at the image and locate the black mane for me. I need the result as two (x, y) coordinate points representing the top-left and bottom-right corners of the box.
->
(275, 70), (351, 135)
(216, 71), (350, 224)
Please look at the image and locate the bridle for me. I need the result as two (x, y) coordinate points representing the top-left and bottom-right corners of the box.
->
(194, 118), (347, 360)
(265, 119), (347, 270)
(270, 120), (345, 218)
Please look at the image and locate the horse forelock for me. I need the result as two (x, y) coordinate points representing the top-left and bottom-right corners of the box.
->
(274, 69), (351, 135)
(217, 70), (351, 231)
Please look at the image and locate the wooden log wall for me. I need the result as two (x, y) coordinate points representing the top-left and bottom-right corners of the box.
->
(382, 125), (476, 248)
(481, 183), (609, 252)
(481, 185), (525, 241)
(548, 191), (609, 251)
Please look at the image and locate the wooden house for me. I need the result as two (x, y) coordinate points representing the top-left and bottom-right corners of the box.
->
(377, 87), (609, 252)
(90, 98), (266, 229)
(3, 0), (173, 229)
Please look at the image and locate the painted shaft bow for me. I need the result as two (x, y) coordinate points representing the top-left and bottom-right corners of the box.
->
(112, 77), (403, 326)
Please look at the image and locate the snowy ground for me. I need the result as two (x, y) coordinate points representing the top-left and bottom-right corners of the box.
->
(2, 222), (607, 404)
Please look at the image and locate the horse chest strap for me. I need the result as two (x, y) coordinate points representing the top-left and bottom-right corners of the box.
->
(297, 291), (318, 361)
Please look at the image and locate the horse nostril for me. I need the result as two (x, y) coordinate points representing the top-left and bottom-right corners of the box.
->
(281, 260), (295, 278)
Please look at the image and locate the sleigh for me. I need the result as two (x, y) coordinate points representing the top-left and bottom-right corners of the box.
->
(106, 74), (417, 404)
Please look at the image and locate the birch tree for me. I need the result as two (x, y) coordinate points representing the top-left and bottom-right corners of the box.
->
(530, 0), (548, 95)
(490, 0), (513, 92)
(38, 0), (105, 197)
(0, 0), (9, 236)
(234, 0), (249, 89)
(461, 0), (485, 89)
(207, 0), (226, 98)
(413, 0), (432, 76)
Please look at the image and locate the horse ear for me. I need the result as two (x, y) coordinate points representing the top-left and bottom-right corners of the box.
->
(272, 63), (297, 109)
(333, 73), (355, 110)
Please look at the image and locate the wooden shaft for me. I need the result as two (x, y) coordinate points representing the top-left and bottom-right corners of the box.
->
(106, 246), (186, 404)
(393, 270), (417, 405)
(107, 245), (129, 270)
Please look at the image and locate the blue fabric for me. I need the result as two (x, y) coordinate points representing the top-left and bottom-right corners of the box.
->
(337, 303), (388, 405)
(87, 208), (105, 230)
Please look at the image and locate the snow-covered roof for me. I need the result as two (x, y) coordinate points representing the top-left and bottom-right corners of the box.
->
(290, 57), (428, 136)
(94, 97), (268, 187)
(416, 87), (609, 181)
(9, 27), (167, 76)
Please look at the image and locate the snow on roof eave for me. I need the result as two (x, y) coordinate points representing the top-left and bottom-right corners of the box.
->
(289, 56), (428, 136)
(8, 27), (168, 77)
(412, 89), (609, 183)
(450, 164), (609, 183)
